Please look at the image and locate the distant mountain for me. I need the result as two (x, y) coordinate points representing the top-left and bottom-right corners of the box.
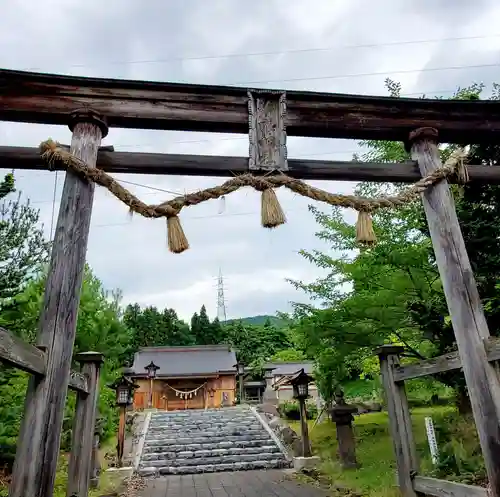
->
(224, 315), (287, 328)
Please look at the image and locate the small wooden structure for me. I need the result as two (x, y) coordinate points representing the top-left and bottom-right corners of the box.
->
(1, 68), (500, 496)
(129, 345), (237, 410)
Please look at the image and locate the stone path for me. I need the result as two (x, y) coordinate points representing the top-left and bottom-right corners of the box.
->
(139, 470), (328, 497)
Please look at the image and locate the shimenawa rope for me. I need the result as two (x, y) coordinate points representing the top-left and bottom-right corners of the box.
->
(39, 139), (469, 253)
(166, 382), (207, 399)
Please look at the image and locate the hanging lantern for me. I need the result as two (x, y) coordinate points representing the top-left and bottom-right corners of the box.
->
(144, 361), (160, 379)
(109, 375), (138, 407)
(289, 369), (313, 400)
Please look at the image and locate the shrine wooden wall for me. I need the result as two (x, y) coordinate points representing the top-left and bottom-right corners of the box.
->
(132, 375), (237, 410)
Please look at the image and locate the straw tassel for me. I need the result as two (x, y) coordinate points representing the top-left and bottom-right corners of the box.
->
(356, 210), (377, 246)
(167, 216), (189, 254)
(455, 155), (469, 184)
(261, 188), (286, 228)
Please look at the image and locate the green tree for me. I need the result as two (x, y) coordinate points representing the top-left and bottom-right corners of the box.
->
(290, 80), (500, 410)
(0, 266), (133, 447)
(224, 318), (291, 371)
(124, 303), (193, 355)
(0, 173), (49, 301)
(190, 305), (211, 344)
(0, 175), (51, 465)
(270, 349), (307, 362)
(189, 305), (226, 345)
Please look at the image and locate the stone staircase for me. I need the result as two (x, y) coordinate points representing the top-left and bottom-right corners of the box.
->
(138, 406), (290, 475)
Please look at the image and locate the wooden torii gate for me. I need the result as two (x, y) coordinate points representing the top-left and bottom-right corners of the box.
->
(2, 68), (500, 497)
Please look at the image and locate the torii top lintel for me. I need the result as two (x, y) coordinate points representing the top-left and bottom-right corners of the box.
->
(1, 68), (500, 144)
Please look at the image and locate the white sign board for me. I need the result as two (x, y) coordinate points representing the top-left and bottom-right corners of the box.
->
(425, 416), (439, 465)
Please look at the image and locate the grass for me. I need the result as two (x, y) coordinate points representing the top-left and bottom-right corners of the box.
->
(291, 406), (456, 497)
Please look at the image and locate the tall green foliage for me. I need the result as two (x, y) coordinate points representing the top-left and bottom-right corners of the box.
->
(0, 173), (49, 302)
(123, 303), (193, 356)
(0, 174), (50, 465)
(191, 305), (224, 344)
(290, 81), (500, 406)
(0, 266), (133, 453)
(224, 317), (291, 370)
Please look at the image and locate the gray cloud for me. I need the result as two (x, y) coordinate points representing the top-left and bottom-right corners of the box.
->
(1, 0), (499, 320)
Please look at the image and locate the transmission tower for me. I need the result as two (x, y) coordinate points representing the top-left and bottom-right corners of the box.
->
(216, 267), (227, 322)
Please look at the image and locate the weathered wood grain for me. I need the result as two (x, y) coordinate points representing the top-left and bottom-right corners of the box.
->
(248, 90), (287, 171)
(410, 127), (500, 497)
(0, 327), (89, 394)
(9, 119), (102, 497)
(394, 337), (500, 381)
(0, 327), (45, 375)
(2, 69), (500, 142)
(1, 145), (497, 183)
(394, 352), (462, 381)
(69, 370), (89, 394)
(67, 352), (103, 497)
(117, 405), (126, 467)
(413, 476), (488, 497)
(377, 346), (417, 497)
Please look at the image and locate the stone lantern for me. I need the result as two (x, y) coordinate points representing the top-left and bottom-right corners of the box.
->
(330, 390), (359, 469)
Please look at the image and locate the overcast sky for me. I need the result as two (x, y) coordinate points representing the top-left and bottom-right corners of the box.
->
(1, 0), (500, 322)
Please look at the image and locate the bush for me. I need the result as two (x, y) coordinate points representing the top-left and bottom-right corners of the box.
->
(429, 412), (486, 486)
(278, 400), (318, 420)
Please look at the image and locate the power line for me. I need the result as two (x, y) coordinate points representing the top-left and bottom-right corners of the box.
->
(17, 33), (500, 72)
(230, 62), (500, 87)
(117, 178), (183, 196)
(89, 205), (320, 229)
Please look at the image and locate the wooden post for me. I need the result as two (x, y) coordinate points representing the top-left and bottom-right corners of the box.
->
(89, 409), (102, 489)
(377, 346), (417, 497)
(239, 373), (244, 403)
(67, 352), (104, 497)
(149, 377), (153, 408)
(298, 398), (312, 457)
(409, 127), (500, 497)
(9, 111), (106, 497)
(116, 405), (126, 468)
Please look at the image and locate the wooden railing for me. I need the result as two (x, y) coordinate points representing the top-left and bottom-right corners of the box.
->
(0, 326), (103, 497)
(376, 343), (496, 497)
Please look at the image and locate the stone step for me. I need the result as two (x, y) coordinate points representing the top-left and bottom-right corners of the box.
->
(142, 445), (281, 461)
(138, 459), (289, 476)
(149, 418), (260, 426)
(147, 427), (264, 436)
(148, 420), (259, 428)
(142, 438), (276, 453)
(140, 451), (283, 469)
(150, 408), (250, 416)
(151, 410), (254, 416)
(151, 412), (255, 422)
(149, 417), (259, 426)
(145, 433), (272, 446)
(139, 407), (288, 475)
